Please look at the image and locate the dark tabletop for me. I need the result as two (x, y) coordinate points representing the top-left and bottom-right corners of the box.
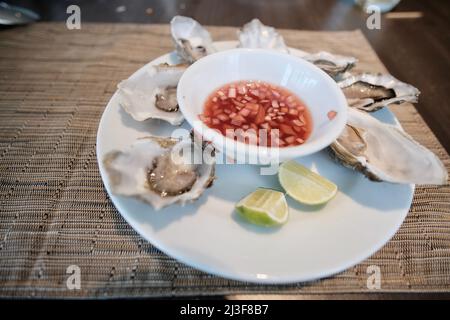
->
(5, 0), (450, 153)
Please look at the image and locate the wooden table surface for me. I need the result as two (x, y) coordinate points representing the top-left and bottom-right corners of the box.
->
(1, 0), (449, 300)
(6, 0), (449, 153)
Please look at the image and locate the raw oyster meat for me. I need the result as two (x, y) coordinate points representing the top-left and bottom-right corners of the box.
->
(170, 16), (216, 63)
(117, 63), (187, 125)
(103, 136), (216, 210)
(339, 73), (420, 112)
(329, 108), (447, 185)
(298, 51), (357, 80)
(238, 19), (289, 53)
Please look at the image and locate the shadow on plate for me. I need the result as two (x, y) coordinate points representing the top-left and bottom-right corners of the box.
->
(297, 150), (413, 212)
(212, 149), (412, 213)
(231, 211), (283, 234)
(111, 189), (210, 233)
(118, 103), (194, 137)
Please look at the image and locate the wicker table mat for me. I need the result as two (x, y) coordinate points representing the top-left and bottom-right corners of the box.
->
(0, 23), (449, 298)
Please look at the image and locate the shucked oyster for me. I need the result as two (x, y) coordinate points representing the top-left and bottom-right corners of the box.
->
(238, 19), (289, 53)
(329, 108), (447, 185)
(103, 136), (216, 210)
(339, 73), (420, 112)
(170, 16), (216, 63)
(118, 63), (187, 125)
(237, 19), (356, 79)
(298, 51), (357, 80)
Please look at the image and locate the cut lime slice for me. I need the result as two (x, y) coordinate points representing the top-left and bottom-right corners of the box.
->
(279, 160), (337, 205)
(235, 188), (289, 226)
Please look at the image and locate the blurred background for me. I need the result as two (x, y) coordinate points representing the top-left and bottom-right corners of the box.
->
(2, 0), (449, 151)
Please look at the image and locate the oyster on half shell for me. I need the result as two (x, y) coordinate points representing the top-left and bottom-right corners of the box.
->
(170, 16), (216, 63)
(329, 108), (447, 185)
(298, 51), (357, 80)
(103, 136), (216, 210)
(117, 63), (187, 125)
(339, 73), (420, 112)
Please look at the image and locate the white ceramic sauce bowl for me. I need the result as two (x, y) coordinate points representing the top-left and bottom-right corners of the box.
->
(177, 48), (348, 163)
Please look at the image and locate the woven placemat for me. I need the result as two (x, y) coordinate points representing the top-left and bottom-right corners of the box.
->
(0, 23), (449, 298)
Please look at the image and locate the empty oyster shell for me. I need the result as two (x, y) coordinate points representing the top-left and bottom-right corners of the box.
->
(117, 63), (187, 125)
(170, 16), (216, 63)
(339, 73), (420, 112)
(238, 19), (289, 53)
(298, 51), (357, 80)
(103, 136), (216, 210)
(329, 108), (447, 185)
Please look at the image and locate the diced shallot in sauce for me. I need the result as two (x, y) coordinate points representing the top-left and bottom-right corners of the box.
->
(200, 80), (312, 147)
(327, 110), (338, 120)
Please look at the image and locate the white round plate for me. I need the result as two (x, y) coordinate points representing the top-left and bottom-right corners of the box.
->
(97, 41), (414, 284)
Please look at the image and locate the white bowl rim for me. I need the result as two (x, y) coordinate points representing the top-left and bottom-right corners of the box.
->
(177, 48), (348, 160)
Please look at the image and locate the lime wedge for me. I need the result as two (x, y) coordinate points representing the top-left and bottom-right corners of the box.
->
(235, 188), (289, 226)
(279, 160), (337, 205)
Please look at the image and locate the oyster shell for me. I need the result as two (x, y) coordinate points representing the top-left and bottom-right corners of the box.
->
(329, 108), (447, 185)
(237, 19), (356, 79)
(103, 136), (216, 210)
(117, 63), (187, 125)
(170, 16), (216, 63)
(339, 73), (420, 112)
(298, 51), (357, 80)
(238, 19), (289, 53)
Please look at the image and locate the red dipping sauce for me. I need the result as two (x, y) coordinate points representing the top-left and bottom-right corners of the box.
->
(199, 80), (312, 147)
